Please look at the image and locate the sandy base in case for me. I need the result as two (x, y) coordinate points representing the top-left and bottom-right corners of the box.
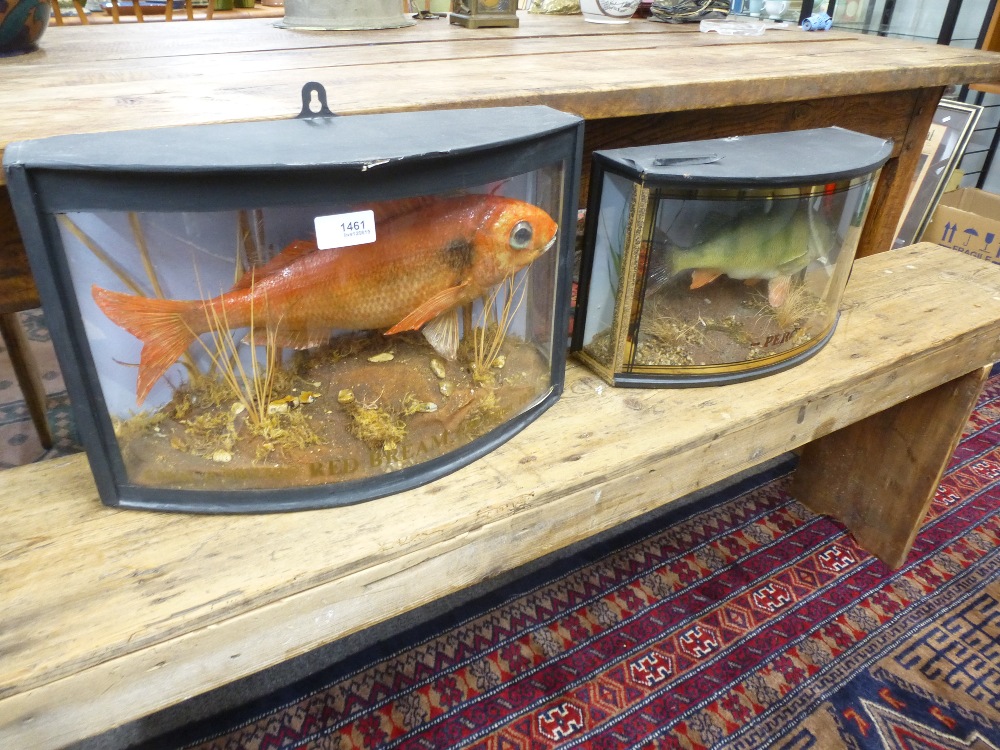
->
(586, 274), (829, 374)
(116, 331), (549, 492)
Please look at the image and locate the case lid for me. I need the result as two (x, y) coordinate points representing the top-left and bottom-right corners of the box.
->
(2, 105), (582, 175)
(593, 127), (894, 187)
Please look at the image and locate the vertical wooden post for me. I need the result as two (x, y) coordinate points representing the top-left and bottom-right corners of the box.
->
(792, 366), (990, 568)
(856, 86), (944, 258)
(0, 313), (53, 450)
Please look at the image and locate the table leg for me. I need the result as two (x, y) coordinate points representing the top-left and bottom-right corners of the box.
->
(0, 312), (53, 450)
(791, 365), (990, 568)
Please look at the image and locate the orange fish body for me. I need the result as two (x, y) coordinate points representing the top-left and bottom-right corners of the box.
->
(92, 194), (558, 404)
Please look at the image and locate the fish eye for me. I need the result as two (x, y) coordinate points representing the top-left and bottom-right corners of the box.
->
(509, 221), (534, 251)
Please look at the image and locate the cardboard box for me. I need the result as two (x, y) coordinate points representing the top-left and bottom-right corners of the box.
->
(921, 187), (1000, 265)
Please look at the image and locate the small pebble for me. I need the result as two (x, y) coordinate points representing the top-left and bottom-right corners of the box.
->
(267, 396), (295, 414)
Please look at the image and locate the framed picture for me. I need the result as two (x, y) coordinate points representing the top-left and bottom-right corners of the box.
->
(894, 99), (983, 249)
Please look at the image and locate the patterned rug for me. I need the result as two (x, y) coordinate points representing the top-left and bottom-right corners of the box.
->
(143, 375), (1000, 750)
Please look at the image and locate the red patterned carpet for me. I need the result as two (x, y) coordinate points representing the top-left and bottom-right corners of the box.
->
(145, 374), (1000, 750)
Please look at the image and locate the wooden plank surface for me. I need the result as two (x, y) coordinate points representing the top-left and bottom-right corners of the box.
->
(794, 365), (991, 567)
(2, 15), (1000, 171)
(2, 243), (1000, 749)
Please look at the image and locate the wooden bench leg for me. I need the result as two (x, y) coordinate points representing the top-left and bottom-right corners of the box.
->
(792, 365), (990, 569)
(0, 313), (53, 451)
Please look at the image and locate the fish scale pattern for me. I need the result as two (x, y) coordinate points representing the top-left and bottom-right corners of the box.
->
(175, 376), (1000, 750)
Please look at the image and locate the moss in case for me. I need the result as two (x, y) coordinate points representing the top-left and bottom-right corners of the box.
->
(115, 328), (549, 491)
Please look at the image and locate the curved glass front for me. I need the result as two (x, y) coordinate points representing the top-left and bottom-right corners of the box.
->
(57, 169), (567, 493)
(579, 172), (879, 383)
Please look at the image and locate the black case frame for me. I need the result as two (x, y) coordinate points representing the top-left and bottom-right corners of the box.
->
(4, 105), (584, 512)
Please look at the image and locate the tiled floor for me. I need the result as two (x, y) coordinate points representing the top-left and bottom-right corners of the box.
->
(0, 310), (80, 469)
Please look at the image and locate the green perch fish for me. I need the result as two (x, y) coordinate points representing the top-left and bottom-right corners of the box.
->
(671, 204), (828, 306)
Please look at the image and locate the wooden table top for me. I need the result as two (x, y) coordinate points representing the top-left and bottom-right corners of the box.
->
(3, 13), (1000, 185)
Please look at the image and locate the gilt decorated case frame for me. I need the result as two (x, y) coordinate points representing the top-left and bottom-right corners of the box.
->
(4, 106), (583, 512)
(571, 127), (893, 388)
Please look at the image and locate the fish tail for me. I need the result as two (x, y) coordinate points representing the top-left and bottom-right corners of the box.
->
(92, 286), (197, 405)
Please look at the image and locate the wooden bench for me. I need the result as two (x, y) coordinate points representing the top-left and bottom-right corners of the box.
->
(3, 242), (1000, 749)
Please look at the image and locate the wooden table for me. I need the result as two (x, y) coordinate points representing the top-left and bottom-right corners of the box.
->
(3, 15), (998, 441)
(3, 14), (1000, 749)
(3, 14), (1000, 266)
(2, 14), (1000, 310)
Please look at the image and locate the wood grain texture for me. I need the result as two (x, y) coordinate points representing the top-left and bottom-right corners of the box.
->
(856, 87), (943, 258)
(2, 17), (1000, 166)
(793, 365), (990, 568)
(2, 18), (999, 314)
(2, 244), (1000, 749)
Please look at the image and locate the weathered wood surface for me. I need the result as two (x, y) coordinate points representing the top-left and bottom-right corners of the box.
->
(2, 243), (1000, 749)
(2, 16), (999, 310)
(2, 16), (1000, 164)
(794, 365), (991, 568)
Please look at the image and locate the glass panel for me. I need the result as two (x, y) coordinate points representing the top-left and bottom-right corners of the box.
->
(631, 176), (876, 373)
(580, 171), (635, 370)
(58, 169), (564, 491)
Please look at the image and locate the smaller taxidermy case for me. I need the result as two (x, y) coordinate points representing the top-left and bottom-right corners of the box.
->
(571, 127), (893, 387)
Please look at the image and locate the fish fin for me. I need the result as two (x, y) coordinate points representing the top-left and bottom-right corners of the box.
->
(246, 327), (329, 351)
(775, 251), (811, 277)
(690, 269), (723, 290)
(231, 240), (319, 292)
(384, 282), (470, 336)
(420, 309), (460, 361)
(767, 276), (792, 307)
(92, 286), (196, 405)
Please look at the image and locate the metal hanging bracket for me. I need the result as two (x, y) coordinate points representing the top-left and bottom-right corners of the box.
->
(297, 82), (337, 119)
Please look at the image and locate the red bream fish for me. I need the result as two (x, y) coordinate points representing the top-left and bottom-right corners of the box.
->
(92, 194), (558, 404)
